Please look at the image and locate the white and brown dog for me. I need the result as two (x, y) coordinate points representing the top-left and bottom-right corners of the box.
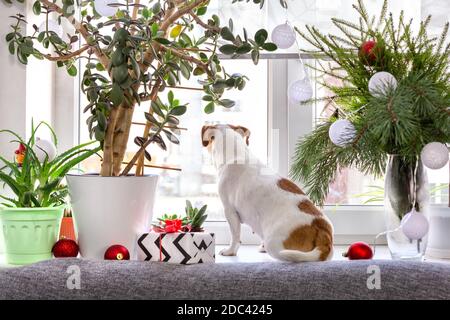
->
(202, 124), (334, 262)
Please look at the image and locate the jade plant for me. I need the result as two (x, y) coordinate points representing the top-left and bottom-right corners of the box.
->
(0, 122), (100, 207)
(2, 0), (284, 177)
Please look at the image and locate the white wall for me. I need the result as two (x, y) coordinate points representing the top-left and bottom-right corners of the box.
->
(0, 2), (27, 253)
(0, 2), (27, 158)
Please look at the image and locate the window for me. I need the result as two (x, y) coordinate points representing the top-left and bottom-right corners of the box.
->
(71, 0), (448, 244)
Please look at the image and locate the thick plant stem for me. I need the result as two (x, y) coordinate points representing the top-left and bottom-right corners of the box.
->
(135, 82), (162, 175)
(100, 107), (119, 176)
(112, 105), (135, 176)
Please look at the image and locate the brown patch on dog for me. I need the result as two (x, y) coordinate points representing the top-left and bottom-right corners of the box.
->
(227, 125), (251, 145)
(283, 218), (333, 261)
(277, 178), (305, 195)
(201, 125), (216, 147)
(282, 224), (316, 252)
(312, 218), (334, 261)
(298, 200), (322, 217)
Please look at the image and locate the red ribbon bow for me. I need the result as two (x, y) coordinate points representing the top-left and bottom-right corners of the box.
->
(152, 218), (184, 261)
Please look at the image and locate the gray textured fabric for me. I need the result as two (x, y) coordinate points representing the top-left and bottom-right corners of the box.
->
(0, 259), (449, 300)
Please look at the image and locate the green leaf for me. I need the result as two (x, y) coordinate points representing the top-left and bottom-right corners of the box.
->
(197, 7), (207, 16)
(170, 105), (187, 116)
(219, 44), (238, 55)
(151, 100), (165, 118)
(151, 23), (159, 36)
(251, 49), (260, 65)
(204, 102), (215, 114)
(262, 42), (277, 51)
(193, 67), (205, 76)
(67, 65), (77, 77)
(219, 99), (236, 108)
(144, 112), (159, 125)
(235, 43), (252, 54)
(142, 8), (151, 19)
(152, 1), (161, 14)
(8, 41), (15, 55)
(163, 130), (180, 144)
(168, 90), (174, 104)
(110, 83), (124, 106)
(254, 29), (268, 46)
(32, 1), (41, 15)
(96, 63), (105, 71)
(5, 32), (15, 42)
(202, 95), (214, 102)
(220, 27), (235, 41)
(154, 37), (171, 45)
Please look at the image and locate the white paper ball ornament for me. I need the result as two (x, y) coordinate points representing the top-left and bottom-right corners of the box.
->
(421, 142), (449, 170)
(368, 71), (397, 97)
(289, 79), (313, 103)
(94, 0), (118, 17)
(400, 209), (429, 240)
(32, 138), (57, 162)
(328, 119), (357, 147)
(271, 23), (296, 49)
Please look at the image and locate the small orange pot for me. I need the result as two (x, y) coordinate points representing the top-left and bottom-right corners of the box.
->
(59, 217), (76, 241)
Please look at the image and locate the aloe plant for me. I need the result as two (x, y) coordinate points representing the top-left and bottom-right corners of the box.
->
(185, 200), (208, 232)
(0, 121), (100, 208)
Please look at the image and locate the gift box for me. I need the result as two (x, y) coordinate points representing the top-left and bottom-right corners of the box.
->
(137, 231), (215, 264)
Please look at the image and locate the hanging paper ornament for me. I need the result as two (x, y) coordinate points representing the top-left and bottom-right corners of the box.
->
(271, 23), (296, 49)
(39, 20), (63, 38)
(32, 138), (57, 162)
(94, 0), (118, 17)
(358, 40), (381, 66)
(328, 119), (357, 147)
(401, 209), (429, 240)
(288, 79), (313, 103)
(368, 71), (397, 97)
(342, 242), (373, 260)
(104, 244), (130, 260)
(421, 142), (449, 170)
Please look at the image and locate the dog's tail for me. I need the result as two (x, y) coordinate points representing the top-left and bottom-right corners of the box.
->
(275, 218), (333, 262)
(278, 248), (324, 262)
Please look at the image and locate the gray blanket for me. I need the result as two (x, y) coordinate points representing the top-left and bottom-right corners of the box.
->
(1, 259), (449, 299)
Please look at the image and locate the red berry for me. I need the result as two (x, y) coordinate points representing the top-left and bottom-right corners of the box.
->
(343, 242), (373, 260)
(359, 40), (380, 66)
(52, 239), (79, 258)
(104, 244), (130, 260)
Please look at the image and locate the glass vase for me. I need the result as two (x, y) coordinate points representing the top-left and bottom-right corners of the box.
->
(384, 155), (430, 260)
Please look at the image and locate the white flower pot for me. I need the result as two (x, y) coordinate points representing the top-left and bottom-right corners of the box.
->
(426, 204), (450, 260)
(66, 174), (158, 260)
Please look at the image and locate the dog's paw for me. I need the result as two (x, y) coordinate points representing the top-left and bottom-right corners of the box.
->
(258, 243), (266, 253)
(219, 247), (238, 256)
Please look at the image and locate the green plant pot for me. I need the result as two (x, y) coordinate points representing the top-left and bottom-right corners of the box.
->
(0, 206), (64, 265)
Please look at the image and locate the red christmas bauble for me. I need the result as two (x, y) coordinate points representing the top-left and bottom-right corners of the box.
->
(359, 40), (380, 65)
(52, 238), (79, 258)
(104, 244), (130, 260)
(343, 242), (373, 260)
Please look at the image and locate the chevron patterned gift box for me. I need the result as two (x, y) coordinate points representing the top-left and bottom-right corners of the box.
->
(137, 232), (215, 264)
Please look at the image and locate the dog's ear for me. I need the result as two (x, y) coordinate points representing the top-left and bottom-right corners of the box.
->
(201, 125), (215, 147)
(229, 125), (251, 146)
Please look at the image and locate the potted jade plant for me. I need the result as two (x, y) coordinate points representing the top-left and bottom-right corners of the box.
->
(290, 0), (449, 260)
(0, 122), (98, 265)
(2, 0), (281, 259)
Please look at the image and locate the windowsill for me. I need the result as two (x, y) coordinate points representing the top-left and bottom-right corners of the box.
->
(215, 245), (392, 263)
(2, 246), (449, 267)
